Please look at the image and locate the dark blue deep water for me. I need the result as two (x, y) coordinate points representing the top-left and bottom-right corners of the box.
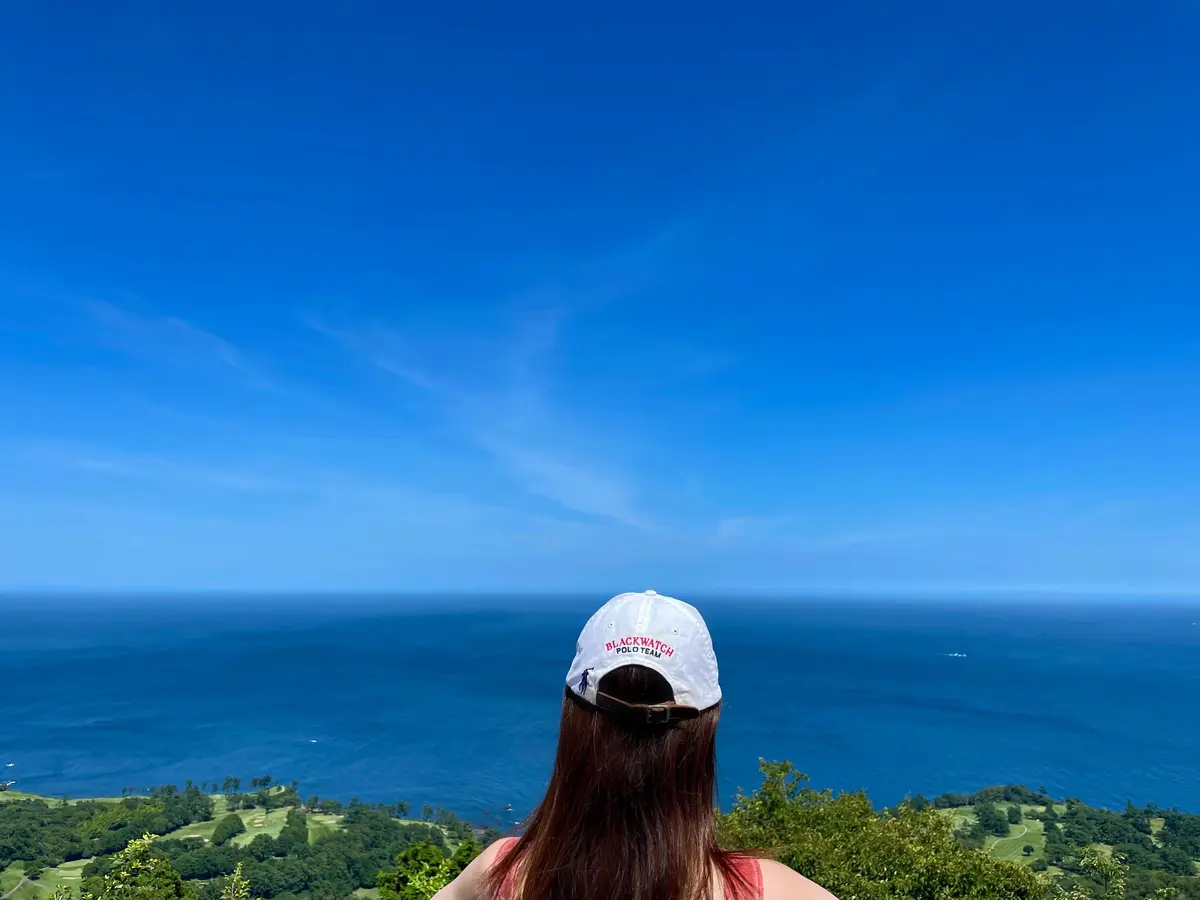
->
(2, 595), (1198, 821)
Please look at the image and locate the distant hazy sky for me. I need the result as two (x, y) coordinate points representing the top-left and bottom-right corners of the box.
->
(1, 2), (1198, 592)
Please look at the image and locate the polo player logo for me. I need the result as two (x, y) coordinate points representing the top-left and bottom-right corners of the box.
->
(578, 669), (593, 693)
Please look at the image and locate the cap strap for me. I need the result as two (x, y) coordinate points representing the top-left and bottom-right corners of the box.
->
(595, 691), (700, 724)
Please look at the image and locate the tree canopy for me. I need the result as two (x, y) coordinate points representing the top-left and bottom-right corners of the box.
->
(717, 761), (1050, 900)
(13, 767), (1200, 900)
(80, 834), (195, 900)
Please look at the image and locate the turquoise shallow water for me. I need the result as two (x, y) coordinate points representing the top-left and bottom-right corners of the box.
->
(2, 595), (1198, 824)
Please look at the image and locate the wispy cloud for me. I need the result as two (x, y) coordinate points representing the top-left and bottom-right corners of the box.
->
(9, 440), (538, 528)
(14, 443), (292, 494)
(482, 440), (649, 527)
(82, 298), (250, 375)
(711, 513), (944, 554)
(299, 315), (454, 396)
(712, 514), (801, 541)
(304, 260), (659, 527)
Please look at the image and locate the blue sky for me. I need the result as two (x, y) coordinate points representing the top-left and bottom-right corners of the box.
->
(1, 1), (1198, 592)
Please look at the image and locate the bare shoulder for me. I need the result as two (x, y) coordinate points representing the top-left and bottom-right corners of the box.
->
(431, 839), (512, 900)
(472, 837), (512, 871)
(759, 858), (839, 900)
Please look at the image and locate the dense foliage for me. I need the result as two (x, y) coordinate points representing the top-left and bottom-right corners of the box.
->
(718, 761), (1051, 900)
(921, 784), (1200, 899)
(80, 835), (195, 900)
(11, 767), (1200, 900)
(210, 778), (301, 815)
(78, 806), (452, 900)
(0, 785), (212, 874)
(210, 816), (246, 847)
(376, 839), (480, 900)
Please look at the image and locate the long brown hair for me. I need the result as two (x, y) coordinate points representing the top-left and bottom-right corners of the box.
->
(486, 665), (750, 900)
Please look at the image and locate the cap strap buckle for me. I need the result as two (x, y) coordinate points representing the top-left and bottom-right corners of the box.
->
(596, 691), (700, 724)
(644, 705), (672, 725)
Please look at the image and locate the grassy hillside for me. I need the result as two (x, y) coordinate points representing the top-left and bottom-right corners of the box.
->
(0, 792), (125, 808)
(1, 791), (357, 898)
(30, 860), (89, 896)
(158, 799), (300, 847)
(938, 805), (1052, 865)
(927, 787), (1200, 900)
(1, 861), (26, 893)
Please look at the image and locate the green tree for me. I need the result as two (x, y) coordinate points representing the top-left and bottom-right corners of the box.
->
(906, 794), (930, 812)
(81, 834), (195, 900)
(448, 837), (481, 876)
(976, 803), (1011, 837)
(1009, 806), (1024, 825)
(717, 761), (1048, 900)
(211, 815), (246, 847)
(1056, 847), (1128, 900)
(1023, 845), (1036, 857)
(377, 842), (455, 900)
(219, 863), (250, 900)
(275, 811), (308, 852)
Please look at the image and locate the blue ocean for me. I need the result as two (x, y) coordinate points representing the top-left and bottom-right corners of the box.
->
(2, 596), (1198, 822)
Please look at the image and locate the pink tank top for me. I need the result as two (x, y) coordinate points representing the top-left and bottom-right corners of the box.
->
(493, 838), (763, 900)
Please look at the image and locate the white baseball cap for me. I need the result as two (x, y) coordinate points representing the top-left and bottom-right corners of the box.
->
(565, 590), (722, 724)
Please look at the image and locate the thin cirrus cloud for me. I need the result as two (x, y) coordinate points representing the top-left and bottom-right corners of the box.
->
(6, 438), (536, 535)
(14, 287), (657, 533)
(81, 298), (250, 375)
(303, 304), (654, 529)
(15, 442), (292, 495)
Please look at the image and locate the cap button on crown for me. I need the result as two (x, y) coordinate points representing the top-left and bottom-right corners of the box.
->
(644, 589), (657, 596)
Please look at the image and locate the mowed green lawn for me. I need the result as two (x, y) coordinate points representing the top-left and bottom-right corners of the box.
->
(307, 813), (344, 843)
(4, 882), (41, 900)
(1, 859), (87, 900)
(157, 802), (340, 847)
(32, 860), (89, 895)
(936, 805), (1048, 865)
(1, 861), (38, 900)
(1151, 817), (1166, 845)
(2, 862), (26, 893)
(232, 807), (292, 846)
(990, 817), (1047, 862)
(940, 806), (977, 831)
(4, 855), (91, 900)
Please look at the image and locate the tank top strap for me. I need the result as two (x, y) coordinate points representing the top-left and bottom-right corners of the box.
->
(724, 855), (764, 900)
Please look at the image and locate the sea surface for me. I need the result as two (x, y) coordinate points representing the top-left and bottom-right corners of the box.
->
(2, 595), (1199, 824)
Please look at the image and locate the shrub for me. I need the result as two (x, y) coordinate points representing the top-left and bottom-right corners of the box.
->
(718, 761), (1049, 900)
(211, 815), (246, 847)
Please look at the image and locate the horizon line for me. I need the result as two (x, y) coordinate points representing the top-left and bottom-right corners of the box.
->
(2, 585), (1199, 602)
